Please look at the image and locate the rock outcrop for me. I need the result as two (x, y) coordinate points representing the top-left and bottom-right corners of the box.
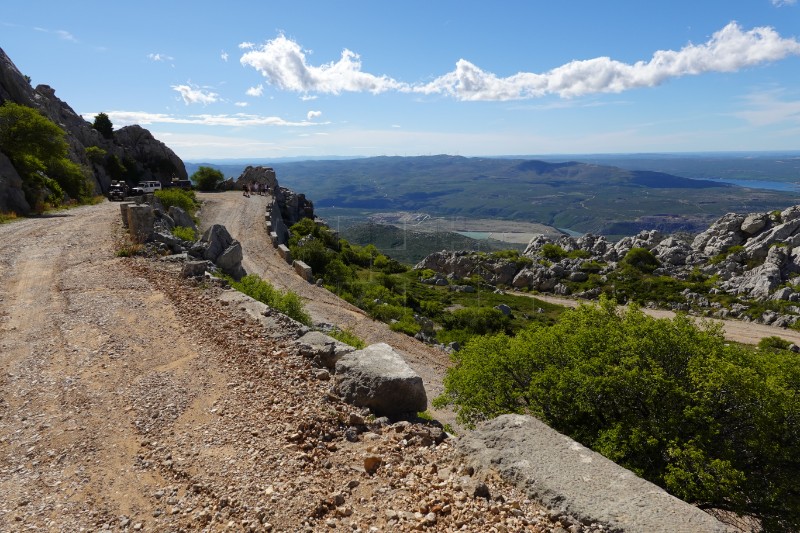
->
(334, 343), (427, 416)
(416, 204), (800, 325)
(0, 46), (186, 214)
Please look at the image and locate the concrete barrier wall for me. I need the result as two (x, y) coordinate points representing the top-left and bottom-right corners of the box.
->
(292, 260), (313, 282)
(456, 414), (734, 533)
(277, 244), (292, 264)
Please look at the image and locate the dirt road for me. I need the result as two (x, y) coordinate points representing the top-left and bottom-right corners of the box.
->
(2, 199), (563, 532)
(197, 192), (453, 405)
(529, 294), (800, 346)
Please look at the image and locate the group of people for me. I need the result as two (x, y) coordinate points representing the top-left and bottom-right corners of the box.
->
(242, 182), (269, 198)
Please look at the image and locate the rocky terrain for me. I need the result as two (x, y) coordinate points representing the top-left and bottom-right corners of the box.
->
(416, 205), (800, 328)
(0, 46), (186, 215)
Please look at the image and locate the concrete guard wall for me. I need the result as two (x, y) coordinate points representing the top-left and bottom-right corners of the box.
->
(456, 414), (734, 533)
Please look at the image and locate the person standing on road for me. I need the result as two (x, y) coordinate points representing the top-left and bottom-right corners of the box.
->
(242, 183), (250, 197)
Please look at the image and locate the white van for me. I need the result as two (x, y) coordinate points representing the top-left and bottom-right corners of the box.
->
(130, 181), (162, 195)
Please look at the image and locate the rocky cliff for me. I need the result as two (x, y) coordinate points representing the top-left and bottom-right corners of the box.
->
(0, 46), (186, 214)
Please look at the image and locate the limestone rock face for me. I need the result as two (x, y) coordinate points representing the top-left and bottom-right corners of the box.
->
(0, 46), (186, 205)
(235, 166), (278, 192)
(168, 206), (196, 232)
(334, 343), (427, 415)
(691, 213), (747, 256)
(0, 151), (29, 214)
(199, 224), (246, 280)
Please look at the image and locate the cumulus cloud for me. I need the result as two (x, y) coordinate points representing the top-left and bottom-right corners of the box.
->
(82, 110), (326, 128)
(239, 23), (800, 102)
(234, 101), (248, 107)
(221, 51), (229, 62)
(148, 53), (174, 62)
(246, 84), (264, 97)
(172, 84), (220, 105)
(240, 33), (408, 95)
(307, 110), (322, 120)
(416, 22), (800, 100)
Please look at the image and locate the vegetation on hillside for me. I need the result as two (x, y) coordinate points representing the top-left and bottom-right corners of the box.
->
(434, 298), (800, 532)
(287, 218), (562, 345)
(0, 101), (94, 211)
(154, 188), (200, 219)
(229, 274), (311, 326)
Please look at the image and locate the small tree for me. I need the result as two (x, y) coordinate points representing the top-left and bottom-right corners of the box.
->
(191, 166), (224, 191)
(92, 112), (114, 139)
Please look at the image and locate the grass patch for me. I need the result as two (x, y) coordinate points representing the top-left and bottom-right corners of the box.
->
(327, 327), (366, 349)
(155, 188), (200, 218)
(116, 242), (143, 257)
(171, 225), (197, 241)
(0, 211), (18, 224)
(229, 274), (312, 326)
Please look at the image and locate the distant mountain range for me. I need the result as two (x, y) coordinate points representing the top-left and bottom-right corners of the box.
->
(187, 155), (800, 237)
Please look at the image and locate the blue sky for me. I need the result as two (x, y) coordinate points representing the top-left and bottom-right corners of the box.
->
(2, 1), (800, 160)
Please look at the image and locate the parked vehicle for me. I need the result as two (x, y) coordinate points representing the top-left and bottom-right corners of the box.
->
(170, 179), (193, 190)
(108, 182), (128, 201)
(130, 181), (162, 195)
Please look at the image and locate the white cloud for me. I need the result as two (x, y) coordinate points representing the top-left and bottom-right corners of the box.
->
(733, 89), (800, 126)
(221, 51), (229, 62)
(300, 95), (318, 101)
(239, 23), (800, 102)
(148, 53), (174, 62)
(772, 0), (797, 6)
(35, 27), (77, 42)
(419, 23), (800, 101)
(307, 110), (322, 120)
(81, 110), (326, 128)
(239, 41), (256, 50)
(240, 33), (408, 95)
(55, 30), (77, 42)
(172, 84), (220, 105)
(246, 84), (264, 97)
(234, 101), (248, 107)
(416, 22), (800, 101)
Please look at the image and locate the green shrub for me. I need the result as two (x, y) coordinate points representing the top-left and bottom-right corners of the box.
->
(436, 298), (800, 531)
(621, 247), (660, 273)
(155, 188), (199, 217)
(540, 243), (567, 261)
(327, 328), (366, 349)
(230, 274), (311, 326)
(171, 226), (196, 241)
(757, 336), (792, 352)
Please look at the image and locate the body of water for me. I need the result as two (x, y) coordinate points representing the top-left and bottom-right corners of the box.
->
(699, 178), (800, 192)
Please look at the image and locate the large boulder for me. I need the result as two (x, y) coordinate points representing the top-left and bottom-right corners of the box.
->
(168, 206), (196, 232)
(333, 343), (427, 415)
(0, 150), (29, 214)
(199, 224), (246, 280)
(296, 331), (355, 370)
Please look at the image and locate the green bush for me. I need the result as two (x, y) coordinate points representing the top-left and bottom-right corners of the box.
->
(155, 188), (199, 217)
(435, 298), (800, 531)
(621, 247), (660, 273)
(757, 336), (792, 352)
(540, 243), (567, 261)
(230, 274), (311, 326)
(171, 226), (196, 241)
(326, 328), (366, 349)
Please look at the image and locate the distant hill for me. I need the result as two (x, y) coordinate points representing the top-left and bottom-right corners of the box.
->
(187, 155), (800, 237)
